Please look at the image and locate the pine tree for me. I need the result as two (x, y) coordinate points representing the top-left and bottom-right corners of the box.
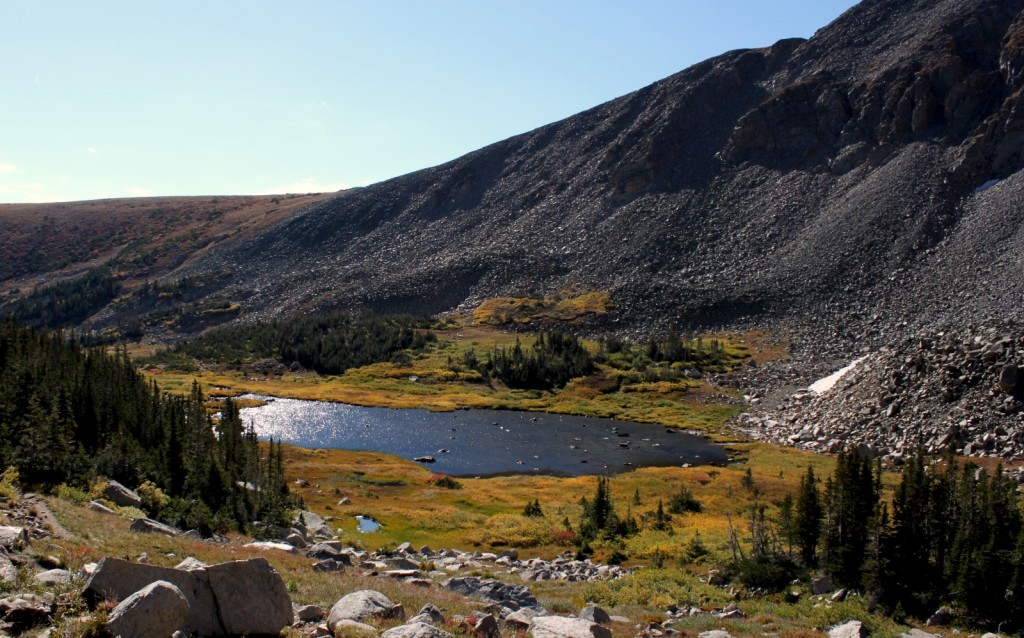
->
(795, 466), (822, 567)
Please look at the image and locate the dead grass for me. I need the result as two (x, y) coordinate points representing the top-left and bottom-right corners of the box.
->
(140, 324), (770, 437)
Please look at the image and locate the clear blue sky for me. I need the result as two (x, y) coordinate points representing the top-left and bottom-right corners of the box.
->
(1, 1), (858, 203)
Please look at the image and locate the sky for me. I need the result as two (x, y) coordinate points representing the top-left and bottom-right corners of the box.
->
(1, 1), (859, 204)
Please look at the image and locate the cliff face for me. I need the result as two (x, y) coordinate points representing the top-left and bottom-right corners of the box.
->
(67, 0), (1024, 341)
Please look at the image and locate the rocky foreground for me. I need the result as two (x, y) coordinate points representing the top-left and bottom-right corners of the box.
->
(738, 321), (1024, 466)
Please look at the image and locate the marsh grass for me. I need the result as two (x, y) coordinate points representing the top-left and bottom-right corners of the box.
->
(136, 324), (774, 437)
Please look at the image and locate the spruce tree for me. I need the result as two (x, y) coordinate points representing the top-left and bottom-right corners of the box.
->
(795, 466), (822, 567)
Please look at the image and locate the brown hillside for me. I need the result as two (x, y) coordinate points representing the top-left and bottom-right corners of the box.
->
(0, 192), (335, 299)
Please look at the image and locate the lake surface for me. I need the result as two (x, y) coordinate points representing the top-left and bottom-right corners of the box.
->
(240, 395), (727, 477)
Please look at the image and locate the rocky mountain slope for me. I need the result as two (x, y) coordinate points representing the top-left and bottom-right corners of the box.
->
(131, 0), (1023, 345)
(3, 0), (1023, 357)
(739, 321), (1024, 463)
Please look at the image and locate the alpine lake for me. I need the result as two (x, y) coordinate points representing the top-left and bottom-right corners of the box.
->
(240, 394), (727, 477)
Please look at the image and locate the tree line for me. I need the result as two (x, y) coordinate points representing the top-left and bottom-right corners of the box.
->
(457, 331), (595, 390)
(748, 447), (1024, 631)
(170, 311), (435, 375)
(2, 266), (119, 329)
(0, 318), (292, 534)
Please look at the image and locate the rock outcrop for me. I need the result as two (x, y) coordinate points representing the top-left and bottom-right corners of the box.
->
(83, 556), (291, 637)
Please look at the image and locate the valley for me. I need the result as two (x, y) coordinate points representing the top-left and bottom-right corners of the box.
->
(2, 0), (1024, 635)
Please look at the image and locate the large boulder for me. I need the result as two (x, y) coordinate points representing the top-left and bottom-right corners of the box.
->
(383, 621), (454, 638)
(105, 580), (190, 638)
(530, 616), (612, 638)
(103, 480), (143, 508)
(83, 556), (291, 637)
(206, 558), (292, 635)
(328, 590), (405, 628)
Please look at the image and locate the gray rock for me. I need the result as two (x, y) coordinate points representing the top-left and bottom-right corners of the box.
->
(295, 510), (334, 539)
(83, 556), (291, 637)
(313, 559), (348, 572)
(412, 603), (445, 624)
(174, 557), (208, 571)
(308, 542), (349, 560)
(0, 594), (54, 632)
(205, 557), (293, 636)
(446, 576), (540, 610)
(386, 557), (422, 570)
(383, 621), (454, 638)
(286, 533), (308, 548)
(105, 580), (190, 638)
(578, 605), (610, 625)
(926, 608), (954, 627)
(87, 500), (116, 515)
(1000, 363), (1018, 392)
(900, 630), (939, 638)
(129, 517), (180, 537)
(296, 604), (324, 622)
(0, 526), (28, 551)
(33, 569), (72, 587)
(530, 616), (612, 638)
(474, 614), (501, 638)
(505, 608), (540, 629)
(811, 575), (834, 595)
(245, 540), (298, 552)
(0, 553), (17, 585)
(334, 618), (380, 635)
(328, 590), (405, 628)
(698, 632), (734, 638)
(829, 620), (867, 638)
(103, 480), (142, 508)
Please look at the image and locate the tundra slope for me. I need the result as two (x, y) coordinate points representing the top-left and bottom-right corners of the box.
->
(172, 0), (1024, 354)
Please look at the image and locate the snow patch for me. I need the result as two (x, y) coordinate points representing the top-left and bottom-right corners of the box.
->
(808, 356), (868, 394)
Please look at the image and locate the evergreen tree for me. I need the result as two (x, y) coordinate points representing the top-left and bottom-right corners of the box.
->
(795, 466), (822, 567)
(822, 448), (877, 587)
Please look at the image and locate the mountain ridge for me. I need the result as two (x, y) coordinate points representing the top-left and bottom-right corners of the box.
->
(4, 0), (1024, 352)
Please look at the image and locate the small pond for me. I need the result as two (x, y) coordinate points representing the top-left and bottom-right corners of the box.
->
(355, 515), (381, 532)
(240, 395), (727, 477)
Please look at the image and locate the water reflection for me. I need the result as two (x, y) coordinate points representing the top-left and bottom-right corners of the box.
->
(240, 395), (726, 477)
(355, 515), (381, 532)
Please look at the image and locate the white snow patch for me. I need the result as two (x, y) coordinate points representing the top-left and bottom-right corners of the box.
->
(974, 179), (1000, 193)
(808, 356), (868, 395)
